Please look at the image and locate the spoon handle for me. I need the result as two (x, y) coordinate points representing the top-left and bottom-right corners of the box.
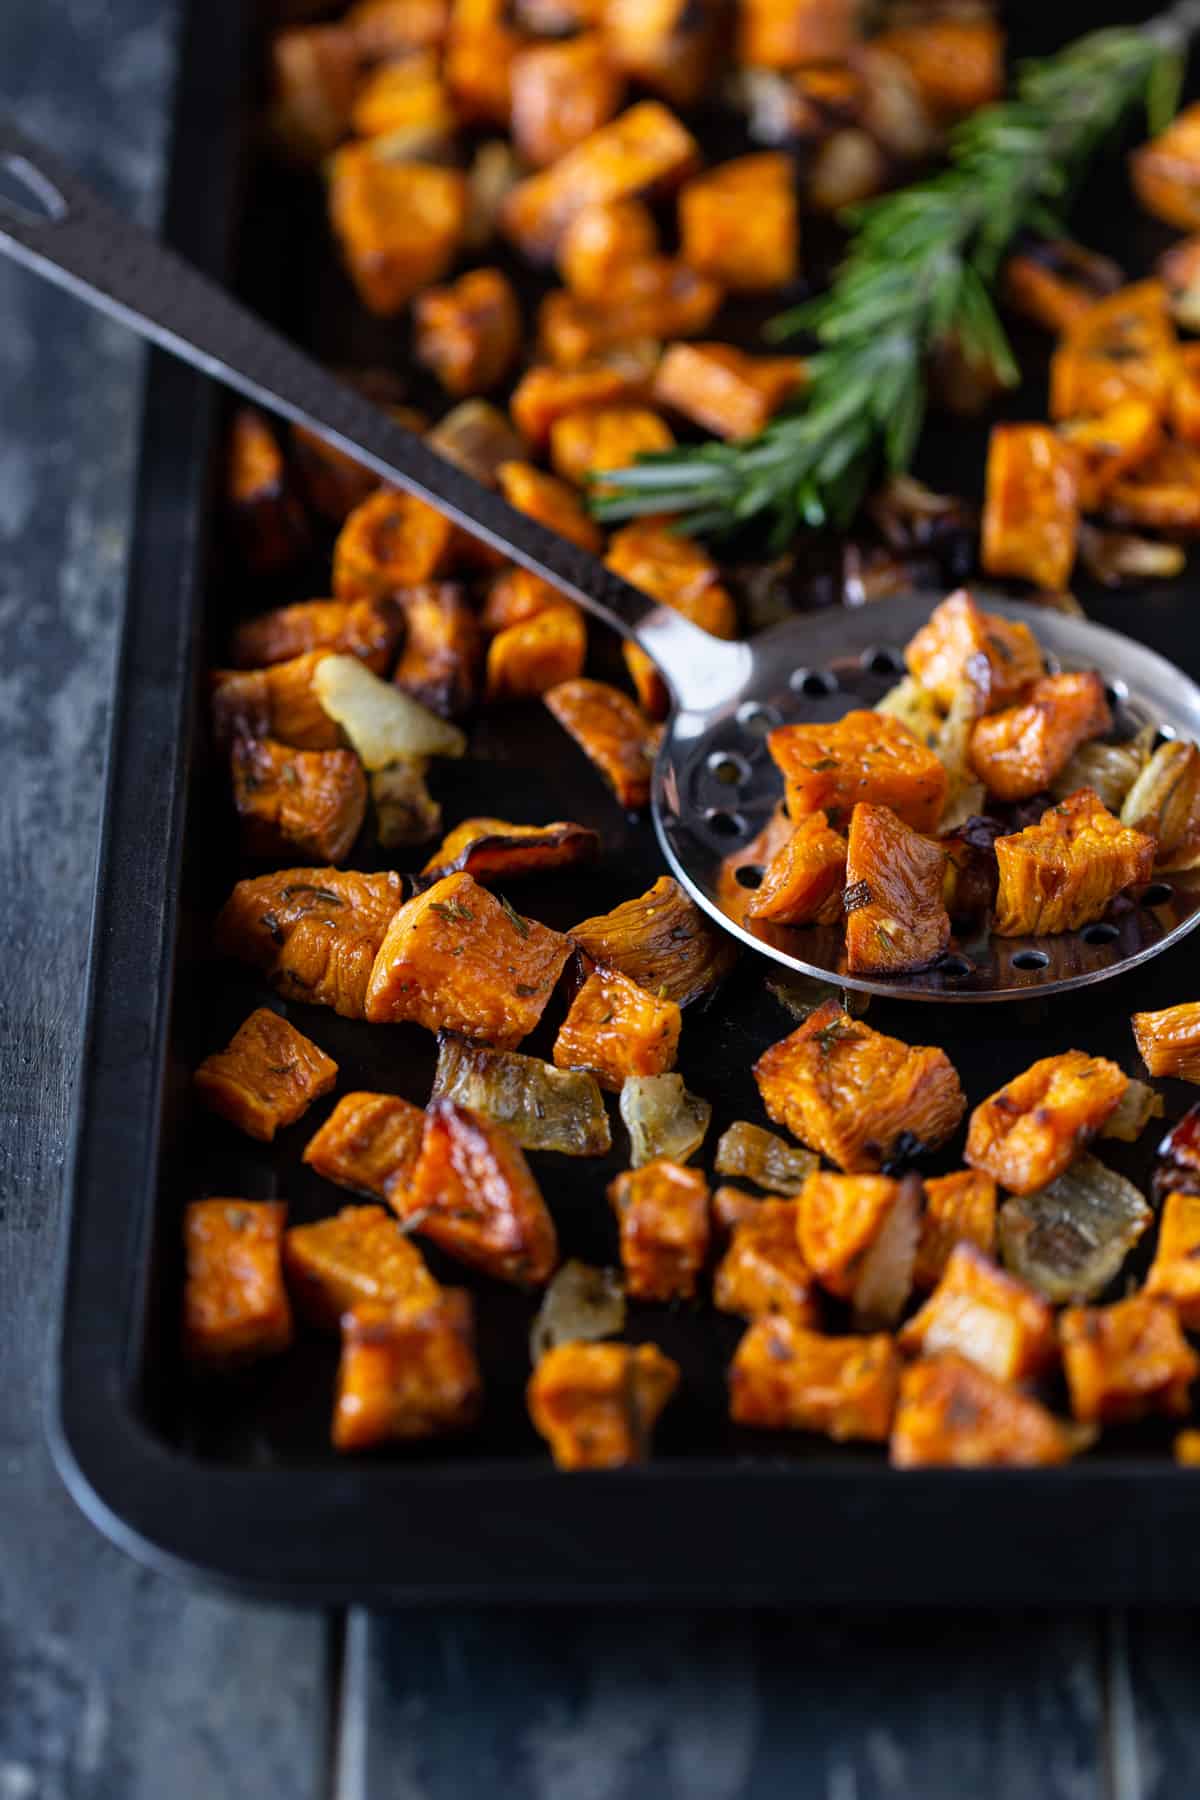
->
(0, 121), (740, 709)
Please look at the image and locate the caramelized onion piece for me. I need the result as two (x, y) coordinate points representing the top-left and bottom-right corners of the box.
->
(1051, 731), (1152, 813)
(619, 1073), (711, 1168)
(420, 816), (599, 885)
(1121, 739), (1200, 870)
(371, 760), (442, 848)
(529, 1260), (626, 1362)
(997, 1154), (1153, 1303)
(569, 876), (737, 1007)
(432, 1035), (611, 1156)
(1154, 1103), (1200, 1202)
(714, 1120), (818, 1194)
(1077, 523), (1186, 589)
(314, 653), (466, 765)
(766, 972), (870, 1022)
(1101, 1077), (1165, 1143)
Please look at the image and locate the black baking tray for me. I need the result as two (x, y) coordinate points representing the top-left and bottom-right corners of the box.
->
(50, 0), (1200, 1605)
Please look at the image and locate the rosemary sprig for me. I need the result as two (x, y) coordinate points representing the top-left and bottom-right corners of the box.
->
(594, 4), (1200, 548)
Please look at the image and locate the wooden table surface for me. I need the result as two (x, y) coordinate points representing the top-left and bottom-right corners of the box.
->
(1, 4), (1196, 1794)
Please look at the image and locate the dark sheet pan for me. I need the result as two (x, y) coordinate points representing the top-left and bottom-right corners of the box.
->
(50, 0), (1200, 1604)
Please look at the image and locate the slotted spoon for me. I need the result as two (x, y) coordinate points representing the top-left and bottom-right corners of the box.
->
(4, 122), (1199, 1002)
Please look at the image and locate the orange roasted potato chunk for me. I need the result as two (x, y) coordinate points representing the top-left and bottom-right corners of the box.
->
(569, 874), (736, 1006)
(737, 0), (861, 71)
(608, 1158), (709, 1300)
(510, 32), (624, 168)
(346, 0), (452, 60)
(903, 589), (1044, 714)
(729, 1314), (900, 1442)
(1057, 399), (1163, 512)
(302, 1091), (426, 1200)
(422, 816), (599, 885)
(496, 459), (603, 553)
(232, 596), (401, 672)
(891, 1353), (1082, 1468)
(399, 1098), (559, 1283)
(898, 1244), (1056, 1385)
(216, 866), (405, 1018)
(843, 803), (949, 976)
(184, 1199), (293, 1366)
(969, 672), (1111, 804)
(1134, 1003), (1200, 1083)
(556, 197), (659, 298)
(678, 153), (798, 292)
(713, 1198), (819, 1326)
(1106, 441), (1200, 534)
(768, 709), (947, 834)
(1003, 240), (1125, 336)
(755, 1000), (965, 1174)
(349, 50), (455, 144)
(364, 871), (570, 1046)
(328, 144), (468, 316)
(603, 0), (722, 108)
(1060, 1294), (1199, 1425)
(1145, 1191), (1200, 1328)
(226, 407), (308, 574)
(554, 968), (681, 1091)
(413, 267), (521, 398)
(545, 678), (661, 809)
(443, 0), (523, 126)
(981, 423), (1079, 592)
(211, 651), (339, 753)
(510, 347), (657, 447)
(485, 604), (588, 702)
(481, 567), (562, 634)
(798, 1169), (921, 1326)
(874, 17), (1003, 120)
(284, 1204), (440, 1331)
(502, 99), (698, 261)
(1049, 281), (1178, 422)
(193, 1007), (337, 1142)
(652, 341), (806, 443)
(993, 789), (1154, 936)
(1171, 342), (1200, 446)
(333, 1292), (481, 1449)
(268, 23), (359, 162)
(913, 1170), (997, 1293)
(1132, 101), (1200, 232)
(392, 582), (481, 718)
(333, 487), (458, 600)
(549, 405), (674, 489)
(537, 264), (721, 366)
(745, 812), (846, 927)
(528, 1340), (680, 1468)
(606, 516), (737, 717)
(232, 738), (366, 864)
(965, 1050), (1128, 1196)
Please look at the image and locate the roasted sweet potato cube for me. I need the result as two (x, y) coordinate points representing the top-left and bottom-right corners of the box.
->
(754, 1000), (966, 1174)
(303, 1090), (426, 1202)
(549, 405), (674, 489)
(400, 1098), (559, 1283)
(1003, 240), (1125, 336)
(730, 1315), (899, 1442)
(992, 789), (1154, 935)
(211, 652), (340, 755)
(232, 597), (401, 673)
(284, 1204), (440, 1330)
(1158, 233), (1200, 330)
(1132, 101), (1200, 232)
(1060, 1294), (1199, 1425)
(333, 487), (458, 600)
(364, 871), (570, 1045)
(555, 198), (659, 299)
(268, 24), (359, 162)
(1176, 1428), (1200, 1465)
(227, 408), (309, 574)
(554, 967), (681, 1091)
(349, 49), (455, 145)
(874, 18), (1003, 120)
(798, 1169), (920, 1326)
(510, 348), (658, 449)
(965, 1050), (1128, 1196)
(1049, 281), (1178, 422)
(737, 0), (862, 69)
(768, 709), (947, 834)
(890, 1353), (1081, 1468)
(981, 424), (1079, 592)
(1058, 398), (1163, 512)
(232, 737), (366, 864)
(678, 153), (798, 292)
(347, 0), (451, 61)
(903, 589), (1044, 714)
(194, 1007), (337, 1144)
(502, 99), (699, 261)
(537, 268), (720, 367)
(528, 1340), (679, 1468)
(391, 582), (480, 718)
(745, 812), (847, 928)
(184, 1199), (293, 1365)
(333, 1292), (481, 1449)
(485, 604), (587, 702)
(1107, 442), (1200, 535)
(603, 0), (722, 107)
(422, 815), (599, 884)
(443, 0), (524, 125)
(328, 144), (468, 316)
(844, 803), (949, 976)
(481, 568), (561, 633)
(608, 1159), (709, 1300)
(969, 673), (1111, 804)
(713, 1199), (819, 1326)
(569, 874), (736, 1006)
(1171, 342), (1200, 448)
(913, 1170), (997, 1293)
(427, 400), (523, 491)
(496, 460), (603, 553)
(712, 1184), (765, 1236)
(412, 267), (521, 401)
(1133, 1003), (1200, 1082)
(294, 378), (428, 522)
(652, 341), (805, 443)
(898, 1244), (1055, 1385)
(216, 866), (405, 1018)
(1145, 1191), (1200, 1328)
(545, 678), (661, 809)
(606, 516), (736, 717)
(509, 32), (624, 168)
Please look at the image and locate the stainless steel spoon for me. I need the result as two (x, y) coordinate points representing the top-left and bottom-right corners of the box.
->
(3, 122), (1199, 1002)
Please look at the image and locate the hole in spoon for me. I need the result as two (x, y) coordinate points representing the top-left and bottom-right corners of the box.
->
(1140, 882), (1173, 907)
(736, 701), (781, 737)
(861, 646), (904, 676)
(706, 808), (747, 839)
(1104, 679), (1129, 709)
(706, 750), (749, 787)
(734, 863), (764, 889)
(1081, 922), (1119, 946)
(937, 955), (972, 979)
(789, 668), (839, 698)
(1012, 949), (1050, 971)
(0, 154), (68, 224)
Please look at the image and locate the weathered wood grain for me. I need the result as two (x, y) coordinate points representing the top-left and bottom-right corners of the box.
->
(0, 5), (330, 1795)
